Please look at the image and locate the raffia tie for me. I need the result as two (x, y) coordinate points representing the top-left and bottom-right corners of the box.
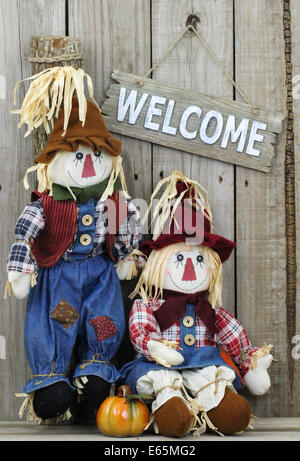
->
(154, 378), (182, 397)
(28, 53), (84, 63)
(194, 377), (235, 398)
(250, 343), (273, 369)
(33, 362), (65, 385)
(153, 378), (223, 437)
(180, 382), (224, 437)
(79, 353), (110, 369)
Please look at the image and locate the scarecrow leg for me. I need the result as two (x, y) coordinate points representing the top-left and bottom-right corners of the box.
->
(136, 369), (194, 437)
(182, 366), (251, 435)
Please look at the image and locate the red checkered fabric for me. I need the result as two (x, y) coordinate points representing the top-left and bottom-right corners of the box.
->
(129, 299), (256, 376)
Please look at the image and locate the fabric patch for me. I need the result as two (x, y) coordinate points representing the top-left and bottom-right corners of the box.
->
(90, 315), (117, 342)
(51, 299), (79, 329)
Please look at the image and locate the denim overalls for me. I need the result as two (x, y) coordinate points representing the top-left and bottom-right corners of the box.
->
(23, 199), (125, 394)
(120, 304), (243, 392)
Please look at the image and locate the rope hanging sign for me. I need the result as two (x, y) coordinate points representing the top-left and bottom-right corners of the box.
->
(101, 25), (285, 173)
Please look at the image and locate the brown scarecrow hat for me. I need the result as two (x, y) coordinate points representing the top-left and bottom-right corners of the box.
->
(35, 97), (121, 164)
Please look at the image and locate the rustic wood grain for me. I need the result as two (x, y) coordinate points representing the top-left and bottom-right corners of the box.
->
(0, 0), (298, 422)
(149, 0), (236, 314)
(68, 0), (152, 367)
(290, 0), (300, 417)
(0, 0), (66, 421)
(29, 35), (84, 158)
(102, 70), (284, 172)
(235, 0), (289, 417)
(68, 0), (152, 201)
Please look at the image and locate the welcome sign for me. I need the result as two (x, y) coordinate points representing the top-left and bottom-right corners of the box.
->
(101, 70), (285, 172)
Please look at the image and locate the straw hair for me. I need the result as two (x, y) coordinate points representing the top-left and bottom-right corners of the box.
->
(23, 151), (129, 201)
(12, 66), (100, 137)
(143, 170), (214, 239)
(130, 242), (223, 308)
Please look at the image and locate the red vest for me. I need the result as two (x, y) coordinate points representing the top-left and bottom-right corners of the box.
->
(31, 190), (127, 268)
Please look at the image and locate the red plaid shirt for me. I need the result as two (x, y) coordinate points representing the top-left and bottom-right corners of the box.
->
(129, 298), (256, 377)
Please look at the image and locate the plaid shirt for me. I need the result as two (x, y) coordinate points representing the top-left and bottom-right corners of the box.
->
(129, 298), (256, 377)
(7, 193), (142, 274)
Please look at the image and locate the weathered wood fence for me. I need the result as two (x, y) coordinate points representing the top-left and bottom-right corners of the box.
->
(0, 0), (299, 420)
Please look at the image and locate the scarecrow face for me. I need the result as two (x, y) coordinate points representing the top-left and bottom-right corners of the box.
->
(47, 143), (113, 188)
(163, 246), (211, 293)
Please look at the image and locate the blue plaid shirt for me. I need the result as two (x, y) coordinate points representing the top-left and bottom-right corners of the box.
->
(7, 194), (142, 274)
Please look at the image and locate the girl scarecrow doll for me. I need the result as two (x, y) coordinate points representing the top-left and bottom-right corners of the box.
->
(121, 171), (273, 437)
(6, 67), (144, 423)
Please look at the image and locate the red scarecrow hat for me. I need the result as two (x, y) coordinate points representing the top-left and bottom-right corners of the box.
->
(140, 178), (235, 263)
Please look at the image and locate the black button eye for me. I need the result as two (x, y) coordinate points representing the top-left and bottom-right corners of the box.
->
(94, 151), (102, 158)
(197, 254), (204, 263)
(176, 253), (184, 262)
(76, 152), (83, 160)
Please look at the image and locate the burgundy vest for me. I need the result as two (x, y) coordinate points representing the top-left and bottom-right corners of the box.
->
(31, 190), (127, 268)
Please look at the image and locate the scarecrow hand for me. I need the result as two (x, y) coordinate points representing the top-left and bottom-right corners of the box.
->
(147, 340), (184, 367)
(115, 254), (144, 281)
(115, 259), (132, 280)
(244, 354), (273, 396)
(8, 271), (31, 299)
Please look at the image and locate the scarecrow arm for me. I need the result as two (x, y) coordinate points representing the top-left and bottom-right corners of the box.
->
(129, 299), (164, 361)
(215, 307), (258, 377)
(7, 199), (44, 298)
(113, 198), (143, 263)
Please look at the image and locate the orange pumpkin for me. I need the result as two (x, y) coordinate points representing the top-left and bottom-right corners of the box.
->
(96, 385), (150, 437)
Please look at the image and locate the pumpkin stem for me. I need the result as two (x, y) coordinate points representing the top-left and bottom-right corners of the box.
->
(117, 384), (131, 397)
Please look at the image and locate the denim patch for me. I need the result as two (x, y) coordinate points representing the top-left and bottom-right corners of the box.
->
(90, 315), (117, 342)
(51, 299), (79, 329)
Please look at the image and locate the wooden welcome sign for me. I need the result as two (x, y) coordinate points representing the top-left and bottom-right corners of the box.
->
(101, 70), (285, 172)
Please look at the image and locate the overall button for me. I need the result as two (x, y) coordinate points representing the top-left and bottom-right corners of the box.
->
(182, 316), (194, 328)
(82, 214), (93, 226)
(80, 234), (92, 246)
(184, 334), (195, 346)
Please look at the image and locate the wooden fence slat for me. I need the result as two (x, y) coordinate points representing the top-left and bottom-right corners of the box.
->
(235, 0), (289, 416)
(0, 0), (66, 421)
(68, 0), (152, 366)
(68, 0), (152, 201)
(290, 0), (300, 416)
(151, 0), (235, 313)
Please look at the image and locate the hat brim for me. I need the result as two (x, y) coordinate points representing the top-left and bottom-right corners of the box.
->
(34, 135), (121, 164)
(139, 231), (235, 263)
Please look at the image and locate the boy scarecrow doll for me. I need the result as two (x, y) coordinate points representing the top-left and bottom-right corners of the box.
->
(6, 67), (144, 423)
(121, 171), (273, 437)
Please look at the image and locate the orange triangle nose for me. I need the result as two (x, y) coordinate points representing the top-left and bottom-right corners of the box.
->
(81, 154), (96, 178)
(182, 257), (197, 281)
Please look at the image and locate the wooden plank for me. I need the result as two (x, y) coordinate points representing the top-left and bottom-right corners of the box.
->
(235, 0), (289, 416)
(68, 0), (152, 201)
(101, 70), (284, 172)
(0, 419), (299, 441)
(68, 0), (152, 367)
(290, 0), (300, 417)
(151, 0), (235, 313)
(0, 0), (66, 421)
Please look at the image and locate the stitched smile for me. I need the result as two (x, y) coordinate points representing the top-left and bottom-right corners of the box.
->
(168, 272), (209, 292)
(67, 166), (107, 187)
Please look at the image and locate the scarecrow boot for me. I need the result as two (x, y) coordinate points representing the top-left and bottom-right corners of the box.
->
(182, 366), (252, 435)
(206, 388), (251, 435)
(33, 382), (76, 420)
(74, 375), (111, 423)
(136, 369), (194, 438)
